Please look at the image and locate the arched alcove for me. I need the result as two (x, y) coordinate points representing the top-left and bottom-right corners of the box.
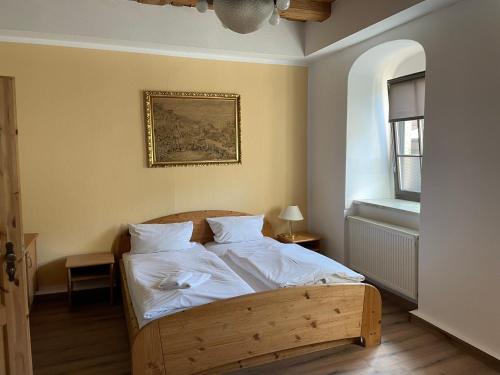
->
(345, 40), (426, 208)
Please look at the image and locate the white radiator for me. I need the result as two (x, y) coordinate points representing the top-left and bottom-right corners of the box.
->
(347, 216), (419, 300)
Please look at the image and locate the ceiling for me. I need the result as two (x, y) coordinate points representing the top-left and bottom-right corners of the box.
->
(135, 0), (336, 22)
(0, 0), (459, 65)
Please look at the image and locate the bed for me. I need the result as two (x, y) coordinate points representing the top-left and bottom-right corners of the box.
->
(205, 236), (365, 291)
(116, 210), (382, 375)
(122, 244), (255, 329)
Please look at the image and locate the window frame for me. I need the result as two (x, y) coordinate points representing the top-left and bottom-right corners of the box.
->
(387, 71), (425, 202)
(390, 119), (424, 202)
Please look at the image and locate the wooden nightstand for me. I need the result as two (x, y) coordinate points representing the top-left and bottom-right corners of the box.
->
(276, 232), (322, 251)
(65, 253), (115, 305)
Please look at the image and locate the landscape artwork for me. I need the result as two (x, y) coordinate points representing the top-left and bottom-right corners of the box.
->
(144, 91), (241, 167)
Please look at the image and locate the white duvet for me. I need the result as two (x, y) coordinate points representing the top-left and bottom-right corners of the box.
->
(123, 244), (254, 328)
(205, 237), (364, 291)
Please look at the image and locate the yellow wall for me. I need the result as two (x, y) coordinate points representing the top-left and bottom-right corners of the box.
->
(0, 43), (308, 290)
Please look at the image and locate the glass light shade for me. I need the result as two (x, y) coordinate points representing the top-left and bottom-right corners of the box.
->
(276, 0), (291, 11)
(196, 0), (209, 13)
(279, 206), (304, 221)
(213, 0), (274, 34)
(269, 6), (280, 26)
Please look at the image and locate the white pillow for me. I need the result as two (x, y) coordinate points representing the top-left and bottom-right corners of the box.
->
(129, 222), (195, 254)
(206, 215), (264, 244)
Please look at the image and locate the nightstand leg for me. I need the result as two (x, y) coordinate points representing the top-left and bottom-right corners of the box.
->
(109, 263), (114, 305)
(67, 268), (72, 306)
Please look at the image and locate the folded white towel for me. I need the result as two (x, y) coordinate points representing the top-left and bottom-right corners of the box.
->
(316, 272), (365, 284)
(280, 272), (364, 288)
(183, 272), (211, 288)
(158, 271), (194, 290)
(158, 271), (211, 290)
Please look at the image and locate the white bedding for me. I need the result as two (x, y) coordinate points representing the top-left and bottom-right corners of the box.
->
(205, 237), (364, 291)
(123, 244), (254, 328)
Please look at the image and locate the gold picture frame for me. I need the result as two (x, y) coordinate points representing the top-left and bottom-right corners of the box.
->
(144, 91), (241, 167)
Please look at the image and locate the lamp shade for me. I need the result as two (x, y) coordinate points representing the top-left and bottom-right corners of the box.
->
(279, 206), (304, 221)
(213, 0), (274, 34)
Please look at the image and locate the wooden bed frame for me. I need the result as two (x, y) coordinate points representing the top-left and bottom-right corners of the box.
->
(116, 210), (382, 375)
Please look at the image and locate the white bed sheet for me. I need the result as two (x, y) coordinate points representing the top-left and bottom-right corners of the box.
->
(123, 244), (255, 328)
(205, 237), (364, 291)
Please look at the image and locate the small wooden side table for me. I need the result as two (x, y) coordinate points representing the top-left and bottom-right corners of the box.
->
(65, 253), (115, 305)
(276, 232), (322, 252)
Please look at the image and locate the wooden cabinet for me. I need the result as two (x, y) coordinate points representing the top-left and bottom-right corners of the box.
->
(24, 233), (38, 309)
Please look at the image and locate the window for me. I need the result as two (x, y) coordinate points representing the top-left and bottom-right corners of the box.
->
(392, 119), (424, 200)
(388, 72), (425, 202)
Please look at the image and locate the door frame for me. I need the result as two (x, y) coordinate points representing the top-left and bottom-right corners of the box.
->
(0, 76), (33, 374)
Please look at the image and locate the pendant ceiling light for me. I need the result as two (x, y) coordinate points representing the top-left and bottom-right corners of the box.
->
(196, 0), (291, 34)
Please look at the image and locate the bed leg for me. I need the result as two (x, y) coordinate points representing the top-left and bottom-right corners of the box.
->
(360, 284), (382, 347)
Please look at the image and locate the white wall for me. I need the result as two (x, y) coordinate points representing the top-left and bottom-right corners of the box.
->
(394, 52), (426, 77)
(308, 0), (500, 358)
(0, 0), (305, 64)
(305, 0), (424, 55)
(345, 41), (425, 208)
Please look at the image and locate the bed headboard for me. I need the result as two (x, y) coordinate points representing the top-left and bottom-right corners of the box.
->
(115, 210), (273, 259)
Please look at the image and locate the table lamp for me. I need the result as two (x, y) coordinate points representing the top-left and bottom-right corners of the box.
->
(279, 205), (304, 240)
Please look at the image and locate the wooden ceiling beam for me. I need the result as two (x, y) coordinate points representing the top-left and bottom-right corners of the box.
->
(135, 0), (334, 23)
(282, 0), (333, 22)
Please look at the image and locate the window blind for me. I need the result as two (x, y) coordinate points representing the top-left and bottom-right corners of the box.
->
(388, 72), (425, 122)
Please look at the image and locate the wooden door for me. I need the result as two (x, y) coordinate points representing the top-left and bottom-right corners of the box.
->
(0, 77), (32, 374)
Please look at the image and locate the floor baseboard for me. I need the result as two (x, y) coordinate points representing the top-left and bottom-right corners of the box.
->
(35, 280), (117, 296)
(410, 313), (500, 372)
(34, 286), (121, 305)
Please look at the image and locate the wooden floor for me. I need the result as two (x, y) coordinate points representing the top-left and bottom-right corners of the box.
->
(30, 290), (130, 375)
(30, 289), (498, 375)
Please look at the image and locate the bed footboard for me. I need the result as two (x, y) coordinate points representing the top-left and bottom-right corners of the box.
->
(130, 283), (381, 375)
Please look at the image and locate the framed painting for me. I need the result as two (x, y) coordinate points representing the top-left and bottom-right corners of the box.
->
(144, 91), (241, 167)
